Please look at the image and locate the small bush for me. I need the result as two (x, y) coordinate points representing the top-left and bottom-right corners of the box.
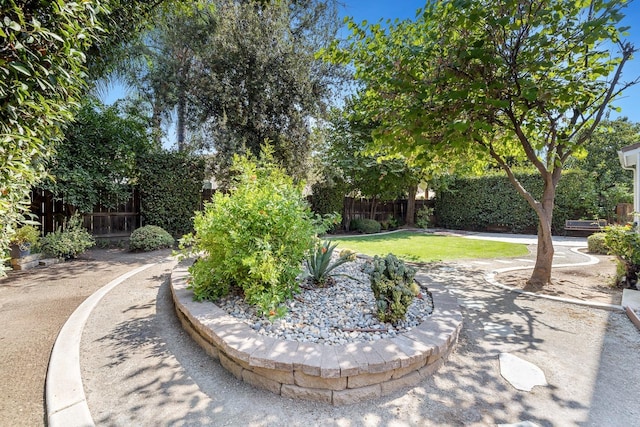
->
(368, 254), (419, 324)
(10, 225), (41, 252)
(587, 232), (608, 254)
(181, 148), (319, 315)
(41, 214), (95, 259)
(603, 225), (640, 288)
(350, 218), (381, 234)
(129, 225), (175, 252)
(415, 206), (434, 229)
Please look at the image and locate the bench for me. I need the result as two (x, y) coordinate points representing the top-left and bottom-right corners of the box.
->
(564, 219), (607, 233)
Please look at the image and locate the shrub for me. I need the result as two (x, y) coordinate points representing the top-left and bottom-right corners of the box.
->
(587, 232), (608, 254)
(129, 225), (175, 252)
(41, 214), (95, 259)
(10, 225), (41, 253)
(435, 169), (598, 233)
(415, 206), (434, 229)
(603, 225), (640, 288)
(182, 148), (318, 315)
(305, 240), (356, 286)
(138, 151), (206, 237)
(309, 179), (346, 233)
(368, 254), (419, 324)
(350, 218), (381, 234)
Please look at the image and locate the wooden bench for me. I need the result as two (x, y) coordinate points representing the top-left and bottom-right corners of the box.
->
(564, 219), (607, 233)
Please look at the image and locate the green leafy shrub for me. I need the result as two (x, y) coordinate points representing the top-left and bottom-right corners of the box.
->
(350, 218), (381, 234)
(435, 170), (598, 233)
(368, 254), (419, 324)
(10, 225), (41, 253)
(587, 232), (608, 254)
(415, 206), (434, 229)
(305, 240), (356, 286)
(603, 225), (640, 288)
(41, 214), (95, 259)
(309, 179), (346, 233)
(129, 225), (174, 252)
(182, 149), (318, 315)
(138, 151), (206, 237)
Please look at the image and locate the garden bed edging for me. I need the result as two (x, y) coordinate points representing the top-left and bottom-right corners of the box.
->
(170, 261), (462, 405)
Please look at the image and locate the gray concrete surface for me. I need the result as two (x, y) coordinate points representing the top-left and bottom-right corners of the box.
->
(75, 236), (640, 426)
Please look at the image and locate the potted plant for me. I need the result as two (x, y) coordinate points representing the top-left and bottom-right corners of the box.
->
(10, 225), (40, 259)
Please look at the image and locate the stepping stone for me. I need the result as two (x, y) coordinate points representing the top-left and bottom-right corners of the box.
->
(622, 289), (640, 309)
(499, 353), (547, 392)
(483, 322), (515, 337)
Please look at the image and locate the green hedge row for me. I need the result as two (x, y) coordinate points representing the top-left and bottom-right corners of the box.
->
(435, 170), (599, 234)
(137, 152), (206, 237)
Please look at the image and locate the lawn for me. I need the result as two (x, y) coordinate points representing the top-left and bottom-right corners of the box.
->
(329, 231), (529, 263)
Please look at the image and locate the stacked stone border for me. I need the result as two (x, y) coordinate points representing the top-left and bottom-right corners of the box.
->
(170, 262), (462, 405)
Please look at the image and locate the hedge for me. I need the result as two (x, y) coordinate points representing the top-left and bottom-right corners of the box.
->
(435, 170), (598, 234)
(137, 152), (206, 237)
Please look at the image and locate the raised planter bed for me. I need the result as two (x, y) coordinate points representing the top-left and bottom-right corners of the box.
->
(170, 262), (462, 405)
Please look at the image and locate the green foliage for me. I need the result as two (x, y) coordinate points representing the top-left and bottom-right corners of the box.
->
(41, 99), (154, 212)
(41, 214), (95, 259)
(349, 218), (381, 234)
(309, 180), (345, 219)
(604, 225), (640, 287)
(435, 170), (598, 234)
(587, 233), (608, 255)
(323, 0), (636, 284)
(415, 207), (434, 229)
(137, 151), (206, 237)
(129, 225), (174, 252)
(11, 225), (40, 252)
(0, 0), (161, 274)
(367, 254), (419, 324)
(182, 148), (318, 315)
(185, 0), (344, 183)
(305, 240), (356, 287)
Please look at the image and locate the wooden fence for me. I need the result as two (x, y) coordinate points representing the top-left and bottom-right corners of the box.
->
(342, 197), (434, 227)
(31, 189), (140, 238)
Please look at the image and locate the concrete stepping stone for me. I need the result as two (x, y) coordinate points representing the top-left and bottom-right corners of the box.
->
(499, 353), (547, 392)
(622, 289), (640, 309)
(483, 322), (515, 337)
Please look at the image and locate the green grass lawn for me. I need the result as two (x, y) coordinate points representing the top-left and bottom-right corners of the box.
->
(329, 231), (529, 263)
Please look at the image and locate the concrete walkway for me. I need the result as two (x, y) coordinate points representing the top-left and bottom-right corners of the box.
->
(35, 233), (640, 425)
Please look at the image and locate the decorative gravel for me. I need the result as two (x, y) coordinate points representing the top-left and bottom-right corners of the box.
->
(216, 255), (434, 345)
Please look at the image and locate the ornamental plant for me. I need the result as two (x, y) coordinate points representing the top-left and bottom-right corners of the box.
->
(129, 225), (174, 252)
(368, 254), (419, 324)
(305, 240), (356, 287)
(603, 225), (640, 288)
(41, 214), (95, 259)
(182, 148), (318, 315)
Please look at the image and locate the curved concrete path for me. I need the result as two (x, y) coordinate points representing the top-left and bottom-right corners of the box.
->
(44, 233), (640, 426)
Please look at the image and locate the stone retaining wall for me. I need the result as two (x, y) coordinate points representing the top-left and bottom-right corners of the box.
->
(170, 263), (462, 405)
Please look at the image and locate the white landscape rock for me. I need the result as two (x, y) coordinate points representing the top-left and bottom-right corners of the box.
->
(499, 353), (547, 392)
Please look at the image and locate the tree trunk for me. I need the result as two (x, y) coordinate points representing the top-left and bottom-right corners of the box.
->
(405, 184), (417, 227)
(528, 180), (556, 286)
(177, 92), (186, 151)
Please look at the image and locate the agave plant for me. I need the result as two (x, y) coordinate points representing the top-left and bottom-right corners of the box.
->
(305, 240), (356, 287)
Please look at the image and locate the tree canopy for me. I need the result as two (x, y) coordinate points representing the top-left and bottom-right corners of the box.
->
(323, 0), (638, 285)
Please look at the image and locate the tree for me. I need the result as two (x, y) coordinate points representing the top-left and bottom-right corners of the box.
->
(41, 99), (155, 213)
(324, 0), (638, 285)
(189, 0), (343, 184)
(322, 106), (425, 225)
(0, 0), (162, 272)
(569, 118), (639, 219)
(115, 1), (216, 149)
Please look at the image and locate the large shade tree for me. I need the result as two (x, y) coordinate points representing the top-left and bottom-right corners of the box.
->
(190, 0), (344, 184)
(325, 0), (638, 285)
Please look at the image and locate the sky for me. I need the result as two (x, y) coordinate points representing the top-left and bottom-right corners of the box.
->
(105, 0), (640, 142)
